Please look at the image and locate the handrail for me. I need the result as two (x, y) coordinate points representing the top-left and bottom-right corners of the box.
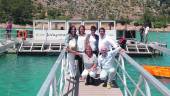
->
(120, 51), (170, 96)
(37, 50), (65, 96)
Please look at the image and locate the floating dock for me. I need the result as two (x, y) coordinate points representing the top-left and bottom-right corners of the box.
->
(0, 40), (15, 54)
(125, 40), (167, 56)
(16, 40), (64, 55)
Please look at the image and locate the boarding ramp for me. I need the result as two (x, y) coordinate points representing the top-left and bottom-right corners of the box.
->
(37, 50), (170, 96)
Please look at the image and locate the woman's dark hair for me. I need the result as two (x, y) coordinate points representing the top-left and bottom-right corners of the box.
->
(68, 26), (76, 34)
(91, 26), (96, 31)
(78, 25), (85, 34)
(99, 27), (105, 33)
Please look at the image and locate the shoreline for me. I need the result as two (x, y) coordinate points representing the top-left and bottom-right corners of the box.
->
(0, 23), (170, 32)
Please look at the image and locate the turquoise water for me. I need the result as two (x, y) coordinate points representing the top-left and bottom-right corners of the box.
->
(0, 30), (170, 96)
(117, 31), (170, 96)
(0, 54), (57, 96)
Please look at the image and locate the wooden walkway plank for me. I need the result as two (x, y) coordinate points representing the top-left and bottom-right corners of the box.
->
(79, 81), (123, 96)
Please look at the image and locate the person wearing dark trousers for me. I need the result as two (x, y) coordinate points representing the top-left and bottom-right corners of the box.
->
(85, 26), (99, 56)
(139, 26), (144, 42)
(6, 20), (13, 40)
(76, 25), (87, 76)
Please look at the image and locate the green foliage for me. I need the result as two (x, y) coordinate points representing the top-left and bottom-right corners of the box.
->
(0, 0), (34, 25)
(133, 19), (144, 26)
(47, 9), (70, 20)
(153, 21), (166, 28)
(117, 18), (131, 25)
(152, 16), (167, 28)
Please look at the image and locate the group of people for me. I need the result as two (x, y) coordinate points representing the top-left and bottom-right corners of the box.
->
(140, 25), (150, 43)
(65, 25), (123, 89)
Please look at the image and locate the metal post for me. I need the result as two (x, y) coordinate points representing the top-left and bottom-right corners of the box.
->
(119, 55), (128, 96)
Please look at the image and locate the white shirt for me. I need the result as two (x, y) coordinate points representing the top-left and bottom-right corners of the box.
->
(80, 53), (97, 69)
(98, 47), (121, 69)
(77, 34), (87, 52)
(64, 34), (77, 50)
(98, 35), (118, 51)
(145, 26), (149, 35)
(89, 35), (97, 51)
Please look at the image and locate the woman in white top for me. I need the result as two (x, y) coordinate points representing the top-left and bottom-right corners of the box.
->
(76, 25), (87, 75)
(67, 45), (97, 85)
(65, 26), (78, 78)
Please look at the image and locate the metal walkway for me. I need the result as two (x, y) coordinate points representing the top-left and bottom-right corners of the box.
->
(37, 47), (170, 96)
(63, 75), (122, 96)
(79, 81), (122, 96)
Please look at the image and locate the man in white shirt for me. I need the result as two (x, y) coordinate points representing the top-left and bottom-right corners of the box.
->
(98, 45), (121, 89)
(144, 26), (149, 43)
(98, 27), (118, 52)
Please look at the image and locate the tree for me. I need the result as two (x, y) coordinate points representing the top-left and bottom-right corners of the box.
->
(0, 0), (34, 24)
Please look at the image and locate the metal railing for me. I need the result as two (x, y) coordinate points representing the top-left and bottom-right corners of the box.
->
(115, 51), (170, 96)
(37, 46), (170, 96)
(37, 50), (69, 96)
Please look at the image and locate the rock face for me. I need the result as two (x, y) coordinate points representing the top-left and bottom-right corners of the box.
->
(33, 0), (169, 20)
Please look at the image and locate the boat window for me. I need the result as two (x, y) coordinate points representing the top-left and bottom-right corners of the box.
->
(51, 22), (65, 30)
(100, 22), (115, 30)
(35, 22), (48, 30)
(68, 22), (81, 30)
(84, 22), (98, 30)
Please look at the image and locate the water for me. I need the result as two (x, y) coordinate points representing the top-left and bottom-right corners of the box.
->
(0, 30), (170, 95)
(118, 31), (170, 96)
(0, 54), (57, 96)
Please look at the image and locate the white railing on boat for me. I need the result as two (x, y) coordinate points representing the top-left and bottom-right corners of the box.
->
(37, 49), (170, 96)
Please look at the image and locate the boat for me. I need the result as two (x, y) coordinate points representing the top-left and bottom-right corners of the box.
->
(13, 19), (167, 56)
(143, 65), (170, 78)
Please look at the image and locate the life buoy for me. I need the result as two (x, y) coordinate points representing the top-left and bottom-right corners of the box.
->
(17, 30), (27, 40)
(17, 30), (23, 38)
(22, 30), (27, 40)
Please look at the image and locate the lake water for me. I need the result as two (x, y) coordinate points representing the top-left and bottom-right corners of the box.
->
(0, 31), (169, 96)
